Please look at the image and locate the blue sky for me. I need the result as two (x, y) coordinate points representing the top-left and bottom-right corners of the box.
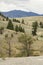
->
(0, 0), (43, 14)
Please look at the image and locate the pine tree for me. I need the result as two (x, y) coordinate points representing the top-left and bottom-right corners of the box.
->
(7, 20), (14, 30)
(19, 25), (25, 33)
(32, 21), (38, 36)
(22, 19), (24, 24)
(6, 17), (9, 21)
(19, 25), (23, 32)
(15, 25), (19, 32)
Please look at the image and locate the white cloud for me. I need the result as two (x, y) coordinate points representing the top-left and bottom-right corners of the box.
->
(0, 0), (43, 14)
(0, 2), (17, 12)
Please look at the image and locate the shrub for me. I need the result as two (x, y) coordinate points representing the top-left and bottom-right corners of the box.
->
(5, 34), (8, 38)
(3, 19), (5, 21)
(22, 19), (24, 24)
(11, 33), (13, 37)
(0, 27), (4, 34)
(40, 22), (43, 28)
(33, 52), (40, 56)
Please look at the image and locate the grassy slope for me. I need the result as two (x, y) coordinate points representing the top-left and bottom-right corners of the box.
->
(0, 16), (43, 56)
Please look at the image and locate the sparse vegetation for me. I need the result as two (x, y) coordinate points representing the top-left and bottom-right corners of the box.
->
(0, 14), (43, 57)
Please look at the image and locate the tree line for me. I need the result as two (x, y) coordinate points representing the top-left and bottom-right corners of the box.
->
(7, 20), (25, 33)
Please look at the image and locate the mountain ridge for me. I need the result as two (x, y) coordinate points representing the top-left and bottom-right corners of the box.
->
(1, 10), (43, 18)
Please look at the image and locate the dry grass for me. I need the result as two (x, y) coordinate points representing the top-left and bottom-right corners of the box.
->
(0, 16), (43, 56)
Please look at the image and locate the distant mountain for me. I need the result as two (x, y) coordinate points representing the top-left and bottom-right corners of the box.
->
(1, 10), (41, 18)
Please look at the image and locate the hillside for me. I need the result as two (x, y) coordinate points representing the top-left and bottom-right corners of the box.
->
(2, 10), (40, 18)
(0, 13), (6, 21)
(0, 14), (43, 57)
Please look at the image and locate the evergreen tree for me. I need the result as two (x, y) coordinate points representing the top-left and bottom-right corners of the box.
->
(22, 19), (24, 24)
(13, 19), (20, 23)
(32, 21), (38, 36)
(7, 20), (14, 30)
(40, 22), (43, 28)
(19, 25), (23, 32)
(19, 25), (25, 33)
(15, 25), (25, 33)
(6, 17), (9, 21)
(15, 25), (19, 32)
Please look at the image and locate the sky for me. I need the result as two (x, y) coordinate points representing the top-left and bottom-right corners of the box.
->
(0, 0), (43, 14)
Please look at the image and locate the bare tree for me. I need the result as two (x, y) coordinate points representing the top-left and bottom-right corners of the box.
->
(0, 37), (5, 58)
(5, 34), (13, 57)
(18, 34), (33, 56)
